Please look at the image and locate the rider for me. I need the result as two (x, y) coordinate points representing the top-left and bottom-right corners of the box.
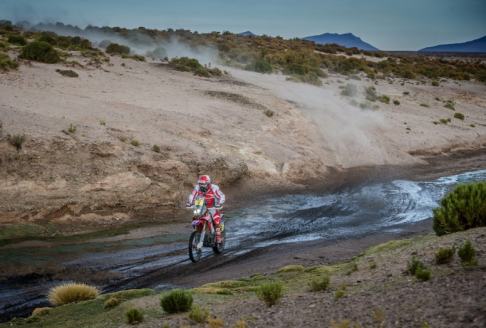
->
(186, 175), (225, 243)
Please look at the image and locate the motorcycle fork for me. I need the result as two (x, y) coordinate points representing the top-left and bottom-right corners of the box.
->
(197, 222), (206, 250)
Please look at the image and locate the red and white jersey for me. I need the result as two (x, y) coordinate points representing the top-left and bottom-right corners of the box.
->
(188, 184), (225, 208)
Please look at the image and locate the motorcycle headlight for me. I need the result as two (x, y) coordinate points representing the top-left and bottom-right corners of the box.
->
(193, 209), (199, 215)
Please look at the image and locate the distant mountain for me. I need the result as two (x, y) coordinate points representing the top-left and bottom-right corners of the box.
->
(420, 35), (486, 53)
(303, 32), (379, 51)
(238, 31), (256, 37)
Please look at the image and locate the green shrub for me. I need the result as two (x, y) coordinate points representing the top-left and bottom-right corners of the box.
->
(431, 80), (439, 86)
(188, 304), (209, 323)
(458, 240), (477, 266)
(7, 34), (26, 46)
(439, 118), (451, 124)
(420, 103), (429, 108)
(0, 52), (18, 71)
(130, 139), (140, 147)
(246, 58), (273, 73)
(152, 144), (160, 153)
(264, 109), (274, 117)
(444, 100), (455, 110)
(106, 43), (130, 56)
(8, 134), (26, 151)
(48, 282), (100, 306)
(341, 83), (357, 97)
(403, 91), (410, 95)
(31, 307), (51, 317)
(125, 308), (143, 325)
(256, 282), (283, 307)
(435, 247), (455, 264)
(37, 32), (58, 45)
(308, 275), (330, 292)
(104, 296), (121, 309)
(407, 257), (425, 275)
(432, 182), (486, 235)
(56, 69), (78, 77)
(365, 86), (377, 101)
(160, 289), (193, 313)
(334, 285), (346, 300)
(20, 41), (60, 63)
(378, 95), (390, 104)
(169, 57), (221, 77)
(68, 124), (76, 134)
(393, 100), (400, 105)
(415, 267), (431, 281)
(453, 112), (464, 120)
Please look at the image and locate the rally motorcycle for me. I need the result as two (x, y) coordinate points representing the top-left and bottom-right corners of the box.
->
(187, 195), (226, 263)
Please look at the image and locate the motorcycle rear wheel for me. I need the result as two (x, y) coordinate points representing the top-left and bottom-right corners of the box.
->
(189, 231), (202, 263)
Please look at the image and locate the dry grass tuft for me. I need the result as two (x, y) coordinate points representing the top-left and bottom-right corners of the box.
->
(48, 282), (100, 306)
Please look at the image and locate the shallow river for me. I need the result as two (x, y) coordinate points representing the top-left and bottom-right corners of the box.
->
(1, 169), (485, 321)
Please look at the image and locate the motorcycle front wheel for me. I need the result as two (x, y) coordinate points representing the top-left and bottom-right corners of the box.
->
(212, 228), (226, 254)
(189, 231), (202, 263)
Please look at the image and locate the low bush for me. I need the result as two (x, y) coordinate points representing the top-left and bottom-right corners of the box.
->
(407, 257), (431, 281)
(278, 264), (304, 273)
(125, 308), (143, 325)
(431, 80), (439, 86)
(458, 240), (477, 266)
(420, 103), (429, 108)
(106, 43), (130, 56)
(439, 118), (451, 124)
(130, 139), (140, 147)
(208, 317), (225, 328)
(152, 144), (160, 153)
(8, 134), (26, 151)
(435, 247), (455, 264)
(365, 86), (377, 101)
(444, 100), (455, 110)
(31, 307), (51, 317)
(103, 296), (121, 309)
(334, 285), (346, 300)
(169, 57), (222, 77)
(20, 41), (60, 63)
(341, 83), (357, 97)
(68, 124), (76, 134)
(56, 69), (78, 77)
(7, 34), (26, 46)
(308, 275), (330, 292)
(453, 112), (464, 120)
(48, 282), (100, 306)
(0, 52), (18, 71)
(393, 100), (400, 105)
(378, 95), (390, 104)
(160, 289), (193, 313)
(407, 257), (425, 275)
(251, 58), (273, 73)
(256, 281), (283, 307)
(415, 267), (431, 281)
(432, 182), (486, 235)
(234, 320), (248, 328)
(188, 304), (209, 323)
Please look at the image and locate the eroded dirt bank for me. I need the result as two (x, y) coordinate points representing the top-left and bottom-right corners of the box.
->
(1, 55), (486, 233)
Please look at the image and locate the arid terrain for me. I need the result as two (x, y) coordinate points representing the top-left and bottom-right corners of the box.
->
(0, 21), (485, 328)
(1, 47), (486, 236)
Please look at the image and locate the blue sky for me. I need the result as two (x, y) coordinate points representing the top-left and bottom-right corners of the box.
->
(1, 0), (485, 50)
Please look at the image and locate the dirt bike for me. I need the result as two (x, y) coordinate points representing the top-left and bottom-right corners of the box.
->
(187, 196), (226, 263)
